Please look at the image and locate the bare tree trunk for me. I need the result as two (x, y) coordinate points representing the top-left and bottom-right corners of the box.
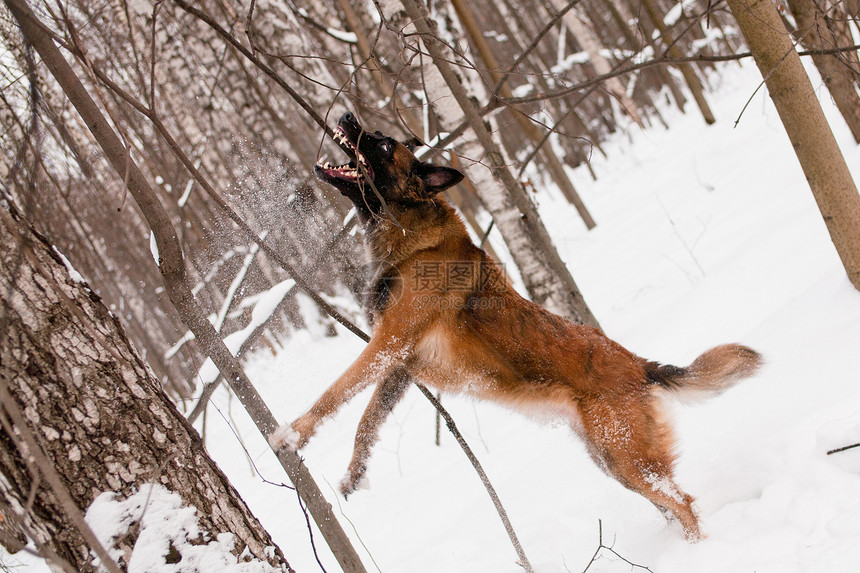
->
(386, 0), (601, 328)
(640, 0), (716, 124)
(618, 0), (690, 114)
(787, 0), (860, 143)
(0, 204), (291, 571)
(451, 0), (598, 228)
(726, 0), (860, 290)
(548, 0), (643, 127)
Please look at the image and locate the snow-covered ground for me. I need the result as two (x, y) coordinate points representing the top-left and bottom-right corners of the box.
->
(194, 62), (860, 573)
(8, 61), (860, 572)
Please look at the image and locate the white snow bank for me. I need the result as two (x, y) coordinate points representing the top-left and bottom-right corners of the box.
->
(85, 483), (283, 572)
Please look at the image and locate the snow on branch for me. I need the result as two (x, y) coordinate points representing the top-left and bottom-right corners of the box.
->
(197, 278), (296, 385)
(52, 245), (86, 284)
(214, 233), (267, 333)
(663, 0), (698, 27)
(167, 234), (267, 361)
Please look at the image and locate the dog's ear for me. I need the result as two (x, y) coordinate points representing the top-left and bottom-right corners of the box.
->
(415, 162), (464, 195)
(403, 137), (423, 152)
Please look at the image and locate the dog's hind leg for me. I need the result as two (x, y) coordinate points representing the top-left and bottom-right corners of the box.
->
(341, 367), (411, 497)
(579, 396), (702, 541)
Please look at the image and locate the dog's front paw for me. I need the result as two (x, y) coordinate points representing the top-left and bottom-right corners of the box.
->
(339, 465), (370, 499)
(268, 424), (302, 451)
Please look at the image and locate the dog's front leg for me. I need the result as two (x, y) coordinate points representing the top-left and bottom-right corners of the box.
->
(341, 367), (411, 497)
(269, 336), (410, 451)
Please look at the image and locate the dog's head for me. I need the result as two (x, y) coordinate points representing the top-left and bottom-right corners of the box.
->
(314, 112), (464, 214)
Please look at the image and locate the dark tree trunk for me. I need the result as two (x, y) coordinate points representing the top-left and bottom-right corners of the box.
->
(0, 204), (292, 572)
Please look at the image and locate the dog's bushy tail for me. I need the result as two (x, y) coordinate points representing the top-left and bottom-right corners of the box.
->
(646, 343), (762, 403)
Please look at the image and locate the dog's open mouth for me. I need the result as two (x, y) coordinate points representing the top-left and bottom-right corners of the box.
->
(315, 127), (374, 185)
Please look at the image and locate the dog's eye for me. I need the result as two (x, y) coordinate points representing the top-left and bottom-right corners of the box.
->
(380, 141), (392, 154)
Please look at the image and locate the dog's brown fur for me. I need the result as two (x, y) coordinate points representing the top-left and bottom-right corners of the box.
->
(270, 112), (762, 541)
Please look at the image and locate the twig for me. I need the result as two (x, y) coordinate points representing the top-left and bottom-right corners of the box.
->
(171, 0), (332, 135)
(515, 85), (599, 179)
(434, 390), (442, 446)
(135, 452), (178, 524)
(579, 520), (652, 573)
(827, 443), (860, 455)
(732, 2), (848, 129)
(207, 400), (295, 491)
(503, 44), (860, 108)
(326, 480), (383, 573)
(478, 219), (495, 249)
(149, 0), (164, 112)
(4, 41), (39, 205)
(492, 0), (584, 97)
(282, 0), (358, 45)
(656, 196), (706, 278)
(74, 54), (368, 342)
(294, 488), (328, 573)
(413, 41), (860, 163)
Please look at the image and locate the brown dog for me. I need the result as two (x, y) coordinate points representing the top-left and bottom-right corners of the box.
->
(270, 111), (762, 540)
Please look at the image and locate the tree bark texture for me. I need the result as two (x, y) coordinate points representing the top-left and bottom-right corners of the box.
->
(726, 0), (860, 290)
(0, 205), (291, 571)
